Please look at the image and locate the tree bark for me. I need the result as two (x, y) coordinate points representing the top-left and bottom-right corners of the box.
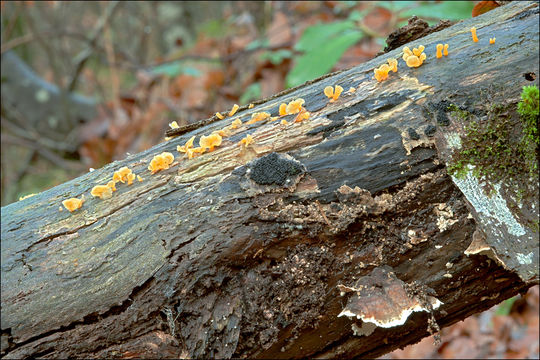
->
(1, 2), (538, 358)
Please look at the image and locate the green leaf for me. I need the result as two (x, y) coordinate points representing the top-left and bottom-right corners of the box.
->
(287, 29), (362, 87)
(149, 61), (202, 77)
(259, 49), (292, 65)
(295, 20), (356, 52)
(495, 296), (518, 316)
(239, 82), (261, 104)
(401, 1), (475, 23)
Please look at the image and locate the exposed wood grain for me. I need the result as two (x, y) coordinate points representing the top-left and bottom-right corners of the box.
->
(1, 2), (538, 358)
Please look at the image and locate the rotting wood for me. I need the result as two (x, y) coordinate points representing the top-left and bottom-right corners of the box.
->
(1, 2), (539, 358)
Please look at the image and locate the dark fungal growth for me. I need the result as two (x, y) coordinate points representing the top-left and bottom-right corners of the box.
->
(248, 152), (305, 186)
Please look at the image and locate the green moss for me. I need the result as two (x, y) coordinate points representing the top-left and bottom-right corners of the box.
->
(447, 90), (539, 197)
(447, 103), (471, 121)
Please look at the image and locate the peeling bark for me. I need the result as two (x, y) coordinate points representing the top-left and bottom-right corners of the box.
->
(1, 2), (538, 358)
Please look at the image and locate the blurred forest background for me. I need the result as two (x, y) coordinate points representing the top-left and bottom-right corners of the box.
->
(0, 1), (537, 358)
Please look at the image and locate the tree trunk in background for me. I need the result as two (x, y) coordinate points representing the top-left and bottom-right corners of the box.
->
(1, 51), (97, 147)
(1, 2), (538, 358)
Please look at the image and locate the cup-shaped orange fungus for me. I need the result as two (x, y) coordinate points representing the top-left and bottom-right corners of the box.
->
(324, 85), (344, 102)
(148, 152), (175, 174)
(247, 112), (271, 124)
(199, 133), (222, 151)
(285, 99), (305, 114)
(239, 134), (254, 147)
(91, 185), (113, 199)
(62, 196), (84, 211)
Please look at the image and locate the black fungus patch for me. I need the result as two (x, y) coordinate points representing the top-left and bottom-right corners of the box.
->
(436, 110), (450, 126)
(424, 124), (436, 137)
(407, 127), (420, 140)
(524, 72), (536, 81)
(249, 152), (305, 186)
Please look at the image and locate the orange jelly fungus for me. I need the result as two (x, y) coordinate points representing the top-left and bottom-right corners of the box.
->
(229, 104), (240, 116)
(127, 173), (136, 185)
(348, 87), (356, 93)
(324, 85), (344, 102)
(294, 110), (310, 123)
(470, 27), (478, 42)
(230, 118), (242, 129)
(248, 103), (254, 109)
(281, 119), (289, 125)
(239, 134), (254, 147)
(436, 44), (443, 58)
(215, 112), (225, 120)
(186, 147), (206, 159)
(214, 128), (231, 138)
(148, 152), (175, 174)
(489, 38), (496, 44)
(62, 196), (84, 212)
(177, 136), (195, 153)
(387, 58), (398, 72)
(374, 64), (391, 82)
(443, 44), (449, 56)
(168, 121), (179, 129)
(279, 103), (287, 116)
(113, 166), (133, 183)
(247, 112), (271, 124)
(199, 133), (222, 151)
(402, 46), (426, 68)
(107, 180), (117, 192)
(285, 99), (305, 114)
(91, 185), (113, 199)
(137, 175), (143, 182)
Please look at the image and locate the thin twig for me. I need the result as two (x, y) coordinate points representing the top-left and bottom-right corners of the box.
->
(67, 1), (121, 92)
(1, 133), (84, 171)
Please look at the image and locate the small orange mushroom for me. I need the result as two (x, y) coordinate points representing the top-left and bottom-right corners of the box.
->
(387, 58), (398, 72)
(91, 185), (113, 199)
(199, 133), (222, 151)
(113, 166), (133, 183)
(279, 103), (287, 116)
(186, 147), (206, 159)
(470, 27), (478, 42)
(148, 152), (175, 174)
(107, 180), (117, 192)
(374, 64), (391, 82)
(177, 136), (195, 153)
(489, 37), (495, 44)
(402, 46), (413, 61)
(127, 173), (136, 185)
(229, 104), (239, 116)
(324, 85), (344, 102)
(294, 109), (310, 123)
(412, 45), (425, 57)
(436, 44), (443, 58)
(285, 99), (305, 114)
(247, 112), (271, 124)
(215, 112), (225, 120)
(230, 118), (242, 129)
(239, 134), (254, 147)
(62, 196), (84, 212)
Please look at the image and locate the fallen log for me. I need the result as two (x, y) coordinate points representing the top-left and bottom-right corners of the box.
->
(1, 2), (538, 358)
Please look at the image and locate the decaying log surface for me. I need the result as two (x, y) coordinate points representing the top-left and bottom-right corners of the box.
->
(1, 2), (538, 358)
